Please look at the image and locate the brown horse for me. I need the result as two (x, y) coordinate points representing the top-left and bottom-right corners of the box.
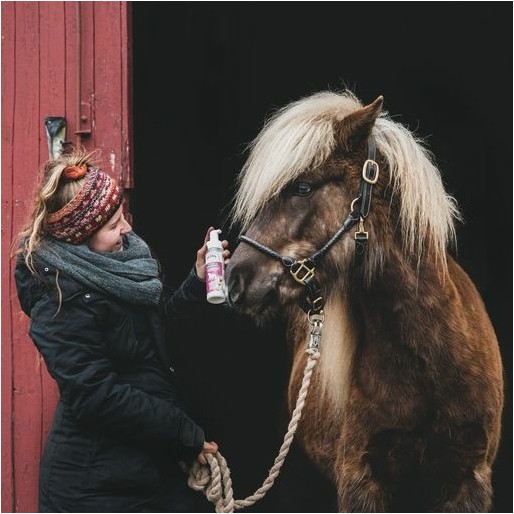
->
(225, 91), (504, 512)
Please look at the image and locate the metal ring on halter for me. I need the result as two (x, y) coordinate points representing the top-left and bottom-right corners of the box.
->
(308, 309), (325, 324)
(350, 197), (361, 213)
(309, 295), (324, 312)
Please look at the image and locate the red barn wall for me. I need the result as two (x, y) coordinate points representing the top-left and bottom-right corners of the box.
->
(1, 2), (132, 511)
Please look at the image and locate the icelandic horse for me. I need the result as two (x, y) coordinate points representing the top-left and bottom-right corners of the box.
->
(225, 91), (504, 512)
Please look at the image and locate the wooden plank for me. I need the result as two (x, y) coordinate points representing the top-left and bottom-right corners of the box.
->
(64, 1), (79, 140)
(11, 3), (43, 511)
(93, 1), (122, 180)
(39, 2), (66, 160)
(77, 1), (95, 150)
(120, 2), (133, 189)
(38, 0), (63, 447)
(1, 2), (16, 511)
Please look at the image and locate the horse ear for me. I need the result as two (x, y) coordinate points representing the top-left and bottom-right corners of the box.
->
(335, 96), (384, 150)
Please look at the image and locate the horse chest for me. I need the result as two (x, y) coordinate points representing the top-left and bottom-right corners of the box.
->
(287, 295), (358, 464)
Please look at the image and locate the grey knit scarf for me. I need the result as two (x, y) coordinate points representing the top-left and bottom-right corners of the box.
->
(35, 232), (162, 305)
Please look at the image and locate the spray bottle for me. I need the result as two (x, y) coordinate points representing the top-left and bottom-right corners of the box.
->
(205, 229), (226, 304)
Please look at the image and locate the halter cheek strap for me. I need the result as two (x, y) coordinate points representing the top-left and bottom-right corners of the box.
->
(239, 137), (379, 314)
(354, 137), (378, 256)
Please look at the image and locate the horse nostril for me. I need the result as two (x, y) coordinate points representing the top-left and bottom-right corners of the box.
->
(226, 280), (238, 304)
(226, 270), (246, 307)
(227, 288), (238, 307)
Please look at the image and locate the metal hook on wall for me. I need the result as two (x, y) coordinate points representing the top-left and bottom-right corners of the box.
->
(44, 116), (67, 159)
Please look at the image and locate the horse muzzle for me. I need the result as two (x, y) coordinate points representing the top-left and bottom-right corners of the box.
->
(226, 252), (292, 322)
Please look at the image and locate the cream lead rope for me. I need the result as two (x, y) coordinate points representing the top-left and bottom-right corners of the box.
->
(186, 313), (324, 513)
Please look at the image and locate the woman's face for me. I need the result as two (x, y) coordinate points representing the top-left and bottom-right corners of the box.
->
(87, 205), (132, 253)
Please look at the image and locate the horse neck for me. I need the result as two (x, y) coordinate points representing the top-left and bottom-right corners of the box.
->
(356, 245), (457, 352)
(285, 246), (455, 402)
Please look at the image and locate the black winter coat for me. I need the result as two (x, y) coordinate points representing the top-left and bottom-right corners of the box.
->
(15, 257), (208, 513)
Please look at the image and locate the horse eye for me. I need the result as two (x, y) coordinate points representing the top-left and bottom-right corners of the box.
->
(294, 182), (313, 197)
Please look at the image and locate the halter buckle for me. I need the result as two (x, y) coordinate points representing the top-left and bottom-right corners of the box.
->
(290, 258), (316, 285)
(362, 159), (379, 184)
(354, 216), (369, 241)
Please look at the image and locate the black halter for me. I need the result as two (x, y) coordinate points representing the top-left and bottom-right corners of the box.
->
(239, 137), (379, 314)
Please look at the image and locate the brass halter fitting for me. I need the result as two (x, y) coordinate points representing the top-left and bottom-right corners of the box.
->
(362, 159), (379, 184)
(354, 216), (369, 241)
(290, 258), (316, 285)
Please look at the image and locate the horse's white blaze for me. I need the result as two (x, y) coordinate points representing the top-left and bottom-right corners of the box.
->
(317, 294), (358, 418)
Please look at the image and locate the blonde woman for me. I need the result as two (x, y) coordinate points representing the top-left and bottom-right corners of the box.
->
(14, 150), (228, 512)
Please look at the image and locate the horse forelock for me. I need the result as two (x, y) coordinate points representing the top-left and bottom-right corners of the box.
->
(231, 91), (362, 230)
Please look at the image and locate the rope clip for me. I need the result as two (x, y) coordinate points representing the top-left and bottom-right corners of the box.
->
(308, 310), (324, 353)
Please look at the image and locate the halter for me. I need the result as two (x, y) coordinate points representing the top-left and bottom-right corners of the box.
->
(239, 137), (379, 328)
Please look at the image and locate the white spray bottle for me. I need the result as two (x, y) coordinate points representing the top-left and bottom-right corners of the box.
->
(205, 229), (226, 304)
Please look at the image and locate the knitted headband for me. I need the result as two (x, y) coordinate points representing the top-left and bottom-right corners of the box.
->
(46, 165), (123, 244)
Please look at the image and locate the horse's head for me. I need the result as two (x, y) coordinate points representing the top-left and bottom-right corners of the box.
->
(226, 91), (458, 323)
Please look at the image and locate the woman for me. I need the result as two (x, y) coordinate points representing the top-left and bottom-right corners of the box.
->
(14, 149), (228, 512)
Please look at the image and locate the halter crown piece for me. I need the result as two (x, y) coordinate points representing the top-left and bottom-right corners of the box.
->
(46, 166), (123, 244)
(239, 137), (379, 319)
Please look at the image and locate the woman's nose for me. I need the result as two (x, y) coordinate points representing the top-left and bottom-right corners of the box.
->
(121, 216), (132, 234)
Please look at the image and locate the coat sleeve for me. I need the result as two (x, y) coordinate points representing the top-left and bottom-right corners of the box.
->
(28, 295), (205, 458)
(161, 267), (210, 320)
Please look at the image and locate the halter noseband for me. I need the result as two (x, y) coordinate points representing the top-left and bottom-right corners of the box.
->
(239, 137), (379, 316)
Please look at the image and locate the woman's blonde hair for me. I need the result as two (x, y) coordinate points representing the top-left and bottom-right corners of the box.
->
(13, 148), (99, 275)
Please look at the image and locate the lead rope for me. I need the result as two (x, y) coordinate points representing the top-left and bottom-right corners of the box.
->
(185, 315), (324, 513)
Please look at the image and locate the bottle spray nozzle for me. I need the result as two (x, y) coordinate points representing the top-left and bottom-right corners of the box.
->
(207, 229), (223, 249)
(209, 229), (221, 241)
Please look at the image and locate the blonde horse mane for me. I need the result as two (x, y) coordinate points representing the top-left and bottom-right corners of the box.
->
(232, 90), (460, 269)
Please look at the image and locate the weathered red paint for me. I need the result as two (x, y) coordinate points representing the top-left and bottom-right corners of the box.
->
(1, 3), (132, 511)
(1, 4), (16, 512)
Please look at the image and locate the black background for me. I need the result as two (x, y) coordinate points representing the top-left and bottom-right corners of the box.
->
(132, 3), (512, 512)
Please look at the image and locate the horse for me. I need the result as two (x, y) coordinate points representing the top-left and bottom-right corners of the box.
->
(224, 91), (504, 512)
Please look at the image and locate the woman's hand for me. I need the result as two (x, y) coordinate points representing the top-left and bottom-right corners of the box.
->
(195, 227), (231, 281)
(197, 440), (219, 465)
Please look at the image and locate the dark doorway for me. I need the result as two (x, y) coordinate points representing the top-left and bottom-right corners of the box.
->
(132, 3), (511, 512)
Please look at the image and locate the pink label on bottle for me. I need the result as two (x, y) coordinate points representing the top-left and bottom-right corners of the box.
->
(206, 262), (224, 294)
